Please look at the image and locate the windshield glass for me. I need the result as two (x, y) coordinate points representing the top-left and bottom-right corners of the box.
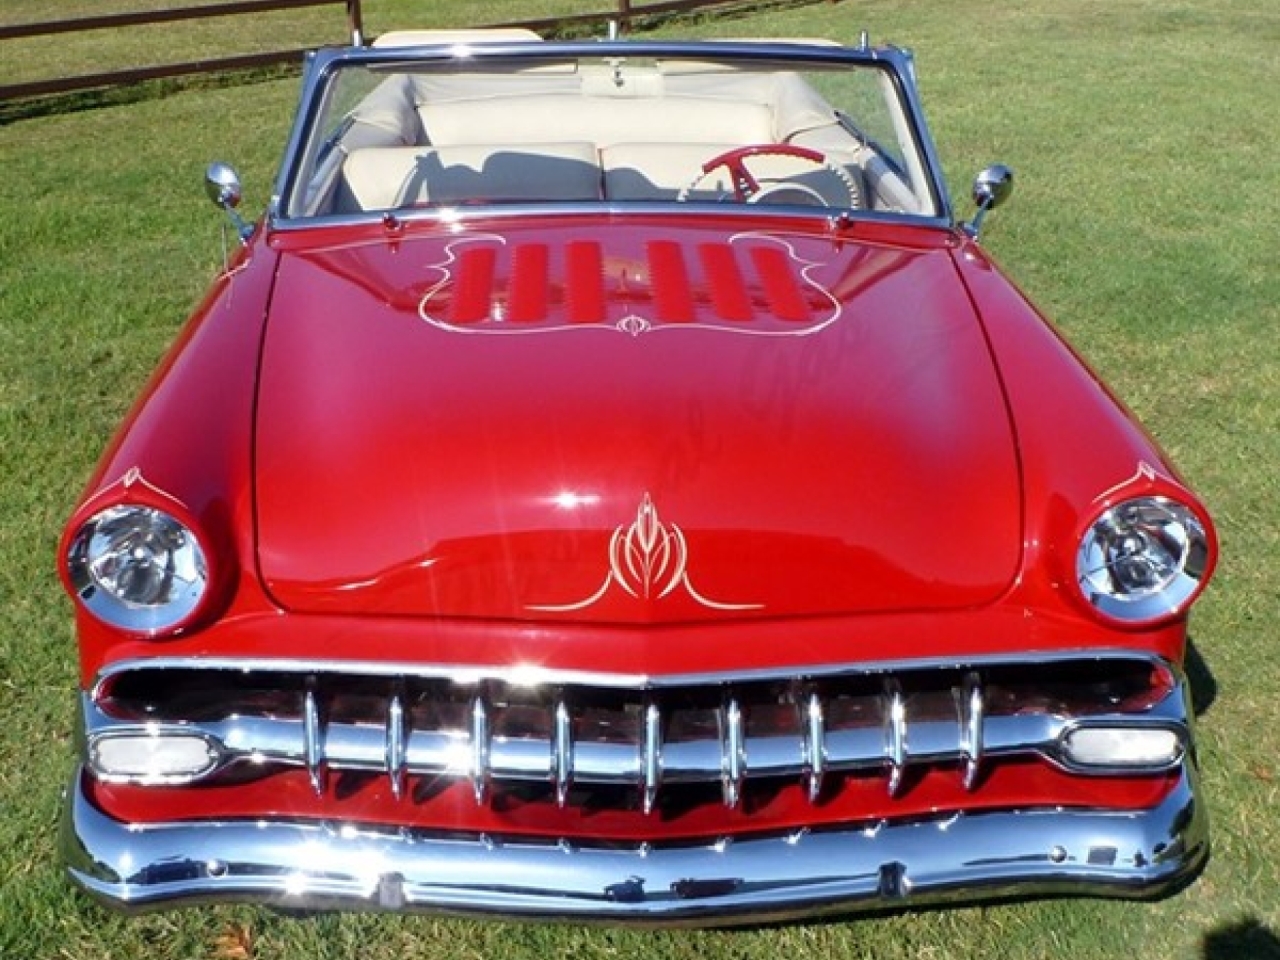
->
(282, 49), (940, 220)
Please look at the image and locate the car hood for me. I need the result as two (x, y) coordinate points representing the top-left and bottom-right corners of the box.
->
(255, 218), (1021, 623)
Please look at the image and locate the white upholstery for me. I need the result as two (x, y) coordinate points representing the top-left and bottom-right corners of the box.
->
(338, 143), (601, 210)
(373, 28), (542, 48)
(602, 143), (742, 200)
(418, 95), (774, 150)
(344, 74), (423, 149)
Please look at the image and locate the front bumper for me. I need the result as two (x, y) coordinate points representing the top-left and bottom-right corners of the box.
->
(63, 764), (1206, 925)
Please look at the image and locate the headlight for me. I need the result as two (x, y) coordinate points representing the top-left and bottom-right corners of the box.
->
(1076, 496), (1209, 623)
(67, 505), (209, 633)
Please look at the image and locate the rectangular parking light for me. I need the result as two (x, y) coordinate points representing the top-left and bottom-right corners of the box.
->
(91, 731), (219, 783)
(1060, 726), (1183, 768)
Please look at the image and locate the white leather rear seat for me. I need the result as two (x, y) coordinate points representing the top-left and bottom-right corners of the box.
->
(417, 95), (774, 150)
(337, 142), (602, 210)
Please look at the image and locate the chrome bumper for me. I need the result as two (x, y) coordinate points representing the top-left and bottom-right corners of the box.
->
(63, 765), (1207, 925)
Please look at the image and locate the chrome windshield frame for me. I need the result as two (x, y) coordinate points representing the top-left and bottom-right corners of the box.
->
(266, 39), (956, 232)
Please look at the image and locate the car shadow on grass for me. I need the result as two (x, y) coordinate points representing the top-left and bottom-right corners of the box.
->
(1185, 636), (1217, 717)
(1202, 917), (1280, 959)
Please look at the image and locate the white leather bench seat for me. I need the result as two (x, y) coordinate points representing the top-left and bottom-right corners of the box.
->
(418, 95), (774, 150)
(338, 143), (602, 210)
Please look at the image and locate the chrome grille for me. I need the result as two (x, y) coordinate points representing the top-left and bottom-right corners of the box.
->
(85, 655), (1186, 806)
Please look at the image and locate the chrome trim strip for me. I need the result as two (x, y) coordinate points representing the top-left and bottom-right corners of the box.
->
(268, 203), (954, 237)
(89, 648), (1175, 698)
(63, 764), (1208, 923)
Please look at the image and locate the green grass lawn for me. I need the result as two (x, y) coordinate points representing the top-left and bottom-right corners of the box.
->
(2, 0), (1278, 957)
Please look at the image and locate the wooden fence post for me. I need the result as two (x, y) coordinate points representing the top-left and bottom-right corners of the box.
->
(346, 0), (364, 45)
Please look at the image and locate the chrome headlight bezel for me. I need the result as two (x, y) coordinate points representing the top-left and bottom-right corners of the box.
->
(1075, 496), (1210, 624)
(67, 504), (210, 635)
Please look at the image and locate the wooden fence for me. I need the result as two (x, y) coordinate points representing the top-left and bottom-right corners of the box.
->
(0, 0), (815, 104)
(0, 0), (364, 102)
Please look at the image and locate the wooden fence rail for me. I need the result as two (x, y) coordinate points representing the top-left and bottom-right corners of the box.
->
(0, 0), (817, 104)
(498, 0), (803, 37)
(0, 0), (364, 101)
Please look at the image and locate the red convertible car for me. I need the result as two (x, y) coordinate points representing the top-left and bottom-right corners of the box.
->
(60, 29), (1216, 923)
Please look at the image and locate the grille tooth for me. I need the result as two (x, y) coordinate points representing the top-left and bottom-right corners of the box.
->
(958, 671), (985, 791)
(469, 691), (490, 804)
(883, 680), (907, 797)
(803, 689), (826, 803)
(641, 700), (663, 814)
(552, 698), (573, 807)
(302, 680), (324, 797)
(721, 698), (746, 809)
(385, 689), (407, 800)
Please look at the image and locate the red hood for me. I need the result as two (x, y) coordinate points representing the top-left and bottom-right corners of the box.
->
(255, 218), (1021, 623)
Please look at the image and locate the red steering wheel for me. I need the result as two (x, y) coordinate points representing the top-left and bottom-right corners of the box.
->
(677, 144), (860, 206)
